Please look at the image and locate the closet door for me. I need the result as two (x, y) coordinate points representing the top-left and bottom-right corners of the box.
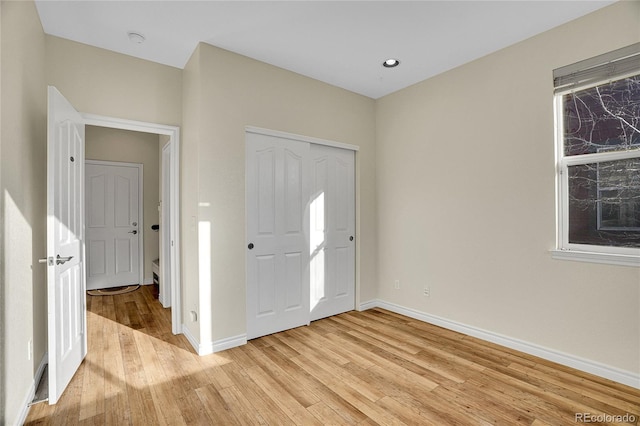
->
(246, 133), (310, 339)
(309, 145), (355, 321)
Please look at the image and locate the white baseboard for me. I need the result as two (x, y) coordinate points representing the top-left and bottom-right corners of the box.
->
(182, 324), (246, 356)
(360, 299), (640, 390)
(211, 334), (247, 353)
(17, 353), (48, 426)
(182, 324), (201, 354)
(159, 292), (169, 308)
(358, 299), (378, 311)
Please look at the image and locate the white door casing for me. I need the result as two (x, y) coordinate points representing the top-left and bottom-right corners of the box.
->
(46, 86), (87, 404)
(309, 145), (355, 321)
(160, 142), (172, 307)
(246, 133), (310, 339)
(85, 161), (142, 290)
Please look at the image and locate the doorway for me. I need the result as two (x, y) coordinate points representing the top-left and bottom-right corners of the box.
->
(82, 114), (182, 335)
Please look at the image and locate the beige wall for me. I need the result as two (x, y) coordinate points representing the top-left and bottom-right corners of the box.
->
(182, 43), (376, 346)
(2, 4), (639, 423)
(375, 0), (640, 375)
(181, 46), (202, 341)
(85, 126), (161, 283)
(0, 1), (46, 424)
(46, 36), (182, 127)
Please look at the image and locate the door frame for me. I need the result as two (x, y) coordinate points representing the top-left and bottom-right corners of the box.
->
(160, 142), (172, 308)
(83, 114), (182, 335)
(85, 159), (144, 290)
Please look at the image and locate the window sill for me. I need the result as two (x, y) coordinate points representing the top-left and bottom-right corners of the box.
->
(550, 249), (640, 268)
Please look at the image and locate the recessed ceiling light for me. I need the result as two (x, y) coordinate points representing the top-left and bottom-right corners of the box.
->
(127, 31), (146, 44)
(383, 58), (400, 68)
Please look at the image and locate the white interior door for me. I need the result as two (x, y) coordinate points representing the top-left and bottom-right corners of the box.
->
(309, 145), (355, 321)
(85, 161), (142, 290)
(246, 133), (310, 339)
(46, 86), (87, 404)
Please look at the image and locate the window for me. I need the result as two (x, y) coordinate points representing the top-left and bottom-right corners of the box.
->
(553, 43), (640, 266)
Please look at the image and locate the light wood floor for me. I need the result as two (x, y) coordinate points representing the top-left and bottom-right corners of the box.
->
(26, 285), (640, 425)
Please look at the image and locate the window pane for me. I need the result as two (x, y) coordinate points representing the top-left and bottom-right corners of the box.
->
(563, 75), (640, 156)
(568, 158), (640, 247)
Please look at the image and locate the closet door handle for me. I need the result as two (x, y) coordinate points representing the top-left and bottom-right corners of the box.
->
(248, 243), (254, 250)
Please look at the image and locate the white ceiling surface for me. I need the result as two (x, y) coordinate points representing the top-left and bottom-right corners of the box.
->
(35, 1), (615, 99)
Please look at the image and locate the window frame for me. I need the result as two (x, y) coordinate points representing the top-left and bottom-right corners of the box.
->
(553, 75), (640, 267)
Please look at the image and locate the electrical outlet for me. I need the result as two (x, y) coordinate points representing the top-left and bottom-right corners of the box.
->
(190, 310), (198, 322)
(394, 280), (400, 290)
(423, 287), (430, 297)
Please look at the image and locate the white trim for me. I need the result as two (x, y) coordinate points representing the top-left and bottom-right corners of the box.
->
(554, 94), (565, 251)
(182, 325), (246, 355)
(245, 125), (359, 152)
(360, 299), (640, 390)
(182, 325), (200, 354)
(212, 334), (248, 354)
(168, 129), (181, 335)
(81, 114), (182, 336)
(83, 114), (178, 136)
(85, 160), (145, 288)
(18, 354), (49, 425)
(554, 87), (640, 262)
(16, 383), (35, 426)
(160, 142), (172, 309)
(550, 249), (640, 267)
(358, 299), (378, 311)
(562, 148), (640, 167)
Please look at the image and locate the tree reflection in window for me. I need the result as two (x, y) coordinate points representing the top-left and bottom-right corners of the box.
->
(564, 75), (640, 248)
(564, 76), (640, 156)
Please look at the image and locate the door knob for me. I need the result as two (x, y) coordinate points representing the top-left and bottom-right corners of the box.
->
(39, 257), (53, 266)
(128, 230), (138, 235)
(349, 236), (354, 241)
(248, 243), (254, 250)
(56, 255), (73, 265)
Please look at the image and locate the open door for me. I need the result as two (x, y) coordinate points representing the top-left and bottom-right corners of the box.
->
(46, 86), (87, 404)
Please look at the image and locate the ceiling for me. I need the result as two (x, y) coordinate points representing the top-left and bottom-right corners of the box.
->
(35, 1), (615, 99)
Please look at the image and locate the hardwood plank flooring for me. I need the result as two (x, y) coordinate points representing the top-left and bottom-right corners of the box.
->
(25, 285), (640, 425)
